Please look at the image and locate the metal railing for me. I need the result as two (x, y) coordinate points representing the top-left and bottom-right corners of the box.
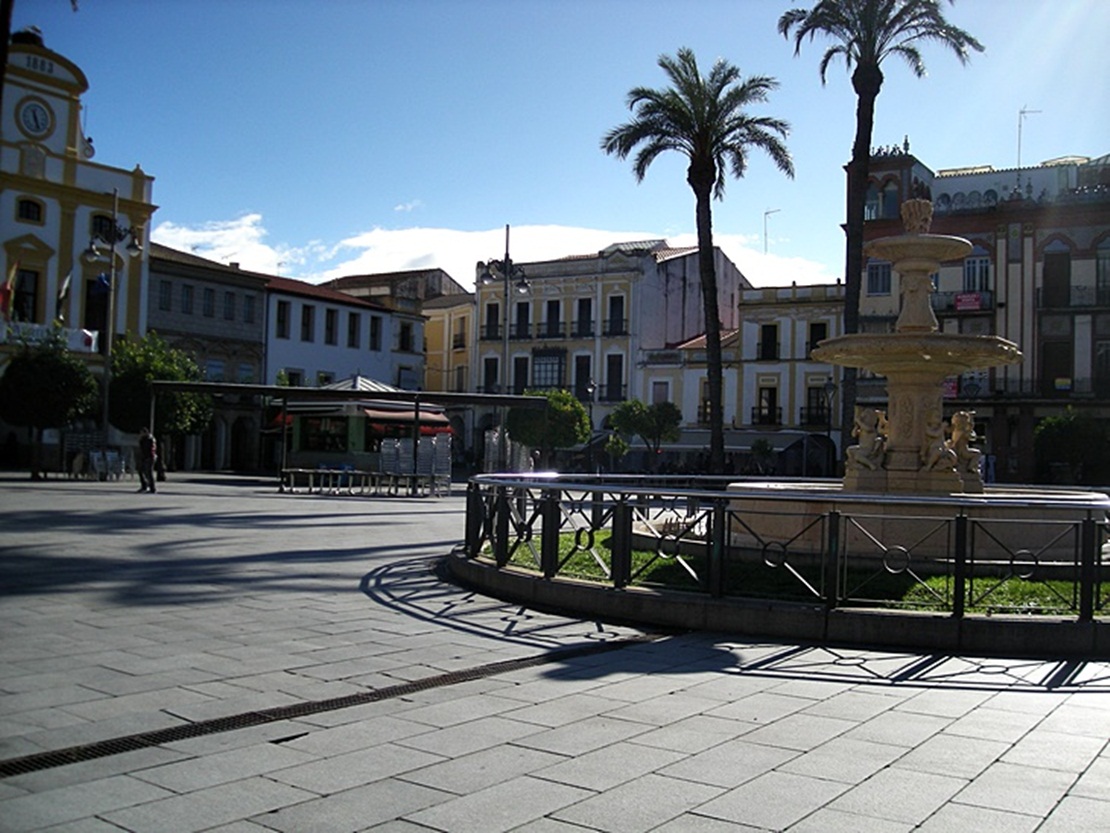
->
(751, 406), (783, 426)
(463, 474), (1110, 623)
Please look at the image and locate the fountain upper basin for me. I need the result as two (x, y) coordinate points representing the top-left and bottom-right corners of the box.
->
(812, 332), (1021, 378)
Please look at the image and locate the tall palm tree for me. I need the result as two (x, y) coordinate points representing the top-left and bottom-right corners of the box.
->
(779, 0), (982, 456)
(602, 48), (793, 474)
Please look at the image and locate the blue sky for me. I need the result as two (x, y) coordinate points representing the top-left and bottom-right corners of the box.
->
(12, 0), (1110, 287)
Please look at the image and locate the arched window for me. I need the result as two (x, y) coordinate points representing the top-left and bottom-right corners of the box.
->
(881, 182), (900, 218)
(1096, 239), (1110, 304)
(864, 183), (880, 220)
(17, 197), (43, 224)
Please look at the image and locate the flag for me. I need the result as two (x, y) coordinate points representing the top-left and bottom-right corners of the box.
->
(90, 272), (111, 296)
(0, 261), (18, 321)
(56, 271), (72, 322)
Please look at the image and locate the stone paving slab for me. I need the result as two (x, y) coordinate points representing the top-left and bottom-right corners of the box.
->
(3, 473), (1110, 831)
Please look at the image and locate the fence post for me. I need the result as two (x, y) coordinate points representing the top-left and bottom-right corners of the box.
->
(494, 486), (510, 567)
(953, 514), (967, 620)
(708, 498), (727, 597)
(611, 499), (633, 588)
(465, 480), (483, 557)
(541, 488), (560, 578)
(1080, 514), (1096, 623)
(824, 509), (840, 609)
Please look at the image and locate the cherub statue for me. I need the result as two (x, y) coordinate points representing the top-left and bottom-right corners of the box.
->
(947, 411), (982, 475)
(846, 407), (886, 471)
(921, 410), (956, 471)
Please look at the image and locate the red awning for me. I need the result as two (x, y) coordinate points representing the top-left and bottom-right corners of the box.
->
(362, 407), (449, 426)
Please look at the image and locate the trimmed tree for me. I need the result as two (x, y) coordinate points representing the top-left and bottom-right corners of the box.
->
(505, 388), (589, 469)
(610, 399), (682, 471)
(109, 332), (212, 469)
(0, 329), (98, 478)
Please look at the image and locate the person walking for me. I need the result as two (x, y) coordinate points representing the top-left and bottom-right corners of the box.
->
(137, 428), (157, 493)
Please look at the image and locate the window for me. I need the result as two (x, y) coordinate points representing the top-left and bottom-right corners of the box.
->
(867, 261), (892, 295)
(243, 294), (256, 324)
(223, 291), (235, 320)
(881, 182), (899, 218)
(1043, 248), (1072, 308)
(285, 369), (303, 387)
(483, 356), (499, 393)
(575, 297), (593, 337)
(369, 315), (382, 350)
(574, 355), (592, 399)
(603, 354), (624, 401)
(316, 370), (335, 386)
(84, 276), (108, 351)
(808, 321), (827, 356)
(513, 301), (531, 339)
(543, 300), (561, 338)
(300, 416), (348, 451)
(759, 324), (779, 360)
(398, 321), (413, 352)
(300, 304), (315, 341)
(652, 381), (669, 405)
(324, 308), (338, 345)
(158, 280), (172, 312)
(484, 302), (501, 339)
(276, 300), (290, 338)
(1097, 241), (1110, 305)
(202, 287), (215, 317)
(12, 268), (38, 322)
(531, 350), (565, 389)
(864, 183), (881, 221)
(17, 198), (42, 223)
(181, 284), (194, 314)
(205, 359), (225, 381)
(347, 312), (360, 348)
(512, 356), (529, 394)
(237, 363), (255, 383)
(963, 250), (991, 292)
(606, 295), (626, 336)
(91, 214), (114, 240)
(454, 365), (467, 393)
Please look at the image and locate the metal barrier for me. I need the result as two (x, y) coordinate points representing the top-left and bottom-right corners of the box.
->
(461, 474), (1110, 623)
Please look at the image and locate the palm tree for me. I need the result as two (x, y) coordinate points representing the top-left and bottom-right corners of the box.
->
(602, 48), (793, 474)
(779, 0), (982, 455)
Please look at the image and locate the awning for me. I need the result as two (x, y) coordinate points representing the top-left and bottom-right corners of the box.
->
(363, 407), (449, 426)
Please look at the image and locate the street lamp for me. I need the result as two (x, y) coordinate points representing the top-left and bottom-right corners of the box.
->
(83, 188), (142, 453)
(823, 379), (838, 477)
(479, 224), (529, 470)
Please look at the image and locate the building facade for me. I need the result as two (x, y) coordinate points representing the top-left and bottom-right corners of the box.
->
(861, 147), (1110, 482)
(147, 244), (268, 470)
(473, 240), (749, 451)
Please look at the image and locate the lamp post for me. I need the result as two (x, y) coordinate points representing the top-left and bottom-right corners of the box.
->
(479, 224), (529, 470)
(823, 379), (838, 477)
(83, 188), (142, 452)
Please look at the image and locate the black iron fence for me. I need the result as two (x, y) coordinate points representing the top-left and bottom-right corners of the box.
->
(463, 474), (1110, 622)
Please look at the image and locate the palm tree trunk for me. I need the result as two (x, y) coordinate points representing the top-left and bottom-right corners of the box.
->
(840, 65), (883, 460)
(693, 183), (725, 475)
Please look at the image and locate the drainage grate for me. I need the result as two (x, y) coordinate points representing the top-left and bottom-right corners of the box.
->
(0, 635), (657, 778)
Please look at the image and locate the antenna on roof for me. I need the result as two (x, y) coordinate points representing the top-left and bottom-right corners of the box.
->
(1017, 105), (1041, 189)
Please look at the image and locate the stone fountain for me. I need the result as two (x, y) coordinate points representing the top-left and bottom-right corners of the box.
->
(811, 198), (1021, 495)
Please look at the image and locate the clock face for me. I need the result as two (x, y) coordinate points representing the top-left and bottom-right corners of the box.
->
(18, 100), (53, 138)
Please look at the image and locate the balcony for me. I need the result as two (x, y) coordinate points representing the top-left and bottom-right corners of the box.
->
(603, 318), (628, 337)
(598, 383), (627, 402)
(452, 333), (467, 350)
(757, 342), (779, 361)
(1036, 286), (1110, 309)
(751, 406), (783, 426)
(931, 290), (994, 313)
(480, 323), (502, 341)
(538, 321), (565, 339)
(0, 322), (99, 353)
(510, 322), (532, 340)
(799, 407), (831, 427)
(571, 319), (595, 338)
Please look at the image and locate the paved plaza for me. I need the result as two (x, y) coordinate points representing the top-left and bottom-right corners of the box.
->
(2, 473), (1110, 832)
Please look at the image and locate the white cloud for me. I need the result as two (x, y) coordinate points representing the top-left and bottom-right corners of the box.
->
(151, 216), (839, 289)
(393, 199), (425, 213)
